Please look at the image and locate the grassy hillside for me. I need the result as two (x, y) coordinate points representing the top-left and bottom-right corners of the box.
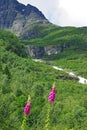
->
(0, 30), (27, 57)
(22, 25), (87, 46)
(0, 47), (87, 130)
(0, 29), (87, 130)
(44, 49), (87, 78)
(21, 25), (87, 77)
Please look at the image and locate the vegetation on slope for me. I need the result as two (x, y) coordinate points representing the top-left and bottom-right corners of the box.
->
(0, 27), (87, 130)
(22, 25), (87, 46)
(43, 49), (87, 78)
(0, 30), (27, 57)
(0, 47), (87, 130)
(21, 25), (87, 77)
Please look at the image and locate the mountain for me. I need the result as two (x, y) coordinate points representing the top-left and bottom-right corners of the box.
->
(0, 1), (87, 130)
(0, 0), (49, 38)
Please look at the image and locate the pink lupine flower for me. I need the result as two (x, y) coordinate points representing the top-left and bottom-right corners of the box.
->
(24, 102), (31, 115)
(48, 85), (56, 102)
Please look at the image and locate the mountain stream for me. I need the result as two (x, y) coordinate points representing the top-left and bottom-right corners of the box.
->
(33, 59), (87, 84)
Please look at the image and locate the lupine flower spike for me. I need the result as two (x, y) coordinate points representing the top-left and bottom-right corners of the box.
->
(21, 95), (31, 130)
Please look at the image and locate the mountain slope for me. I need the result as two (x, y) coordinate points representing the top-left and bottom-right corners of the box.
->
(21, 26), (87, 78)
(0, 0), (49, 37)
(0, 46), (87, 130)
(0, 6), (87, 129)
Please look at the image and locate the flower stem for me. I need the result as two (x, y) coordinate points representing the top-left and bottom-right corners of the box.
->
(21, 114), (27, 130)
(45, 104), (50, 130)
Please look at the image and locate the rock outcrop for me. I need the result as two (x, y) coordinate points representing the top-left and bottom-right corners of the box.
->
(0, 0), (48, 38)
(25, 45), (63, 58)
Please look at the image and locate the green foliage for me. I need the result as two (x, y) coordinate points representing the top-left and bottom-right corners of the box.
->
(0, 47), (87, 130)
(21, 25), (87, 78)
(44, 50), (87, 78)
(0, 30), (18, 45)
(0, 26), (87, 130)
(0, 30), (27, 57)
(21, 26), (87, 47)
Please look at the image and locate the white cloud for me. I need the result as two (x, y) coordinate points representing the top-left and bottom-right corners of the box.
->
(18, 0), (87, 27)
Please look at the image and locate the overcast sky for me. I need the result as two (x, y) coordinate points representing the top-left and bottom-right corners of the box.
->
(18, 0), (87, 27)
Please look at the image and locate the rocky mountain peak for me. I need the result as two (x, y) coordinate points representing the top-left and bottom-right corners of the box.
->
(0, 0), (48, 38)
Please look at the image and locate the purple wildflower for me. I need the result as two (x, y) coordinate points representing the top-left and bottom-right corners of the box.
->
(24, 102), (31, 115)
(48, 85), (56, 102)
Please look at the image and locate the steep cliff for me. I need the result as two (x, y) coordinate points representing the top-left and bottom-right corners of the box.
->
(25, 45), (63, 58)
(0, 0), (49, 38)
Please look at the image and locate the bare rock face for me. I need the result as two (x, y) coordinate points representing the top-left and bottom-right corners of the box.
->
(25, 46), (45, 58)
(0, 0), (17, 29)
(44, 46), (63, 55)
(25, 45), (63, 58)
(0, 0), (48, 37)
